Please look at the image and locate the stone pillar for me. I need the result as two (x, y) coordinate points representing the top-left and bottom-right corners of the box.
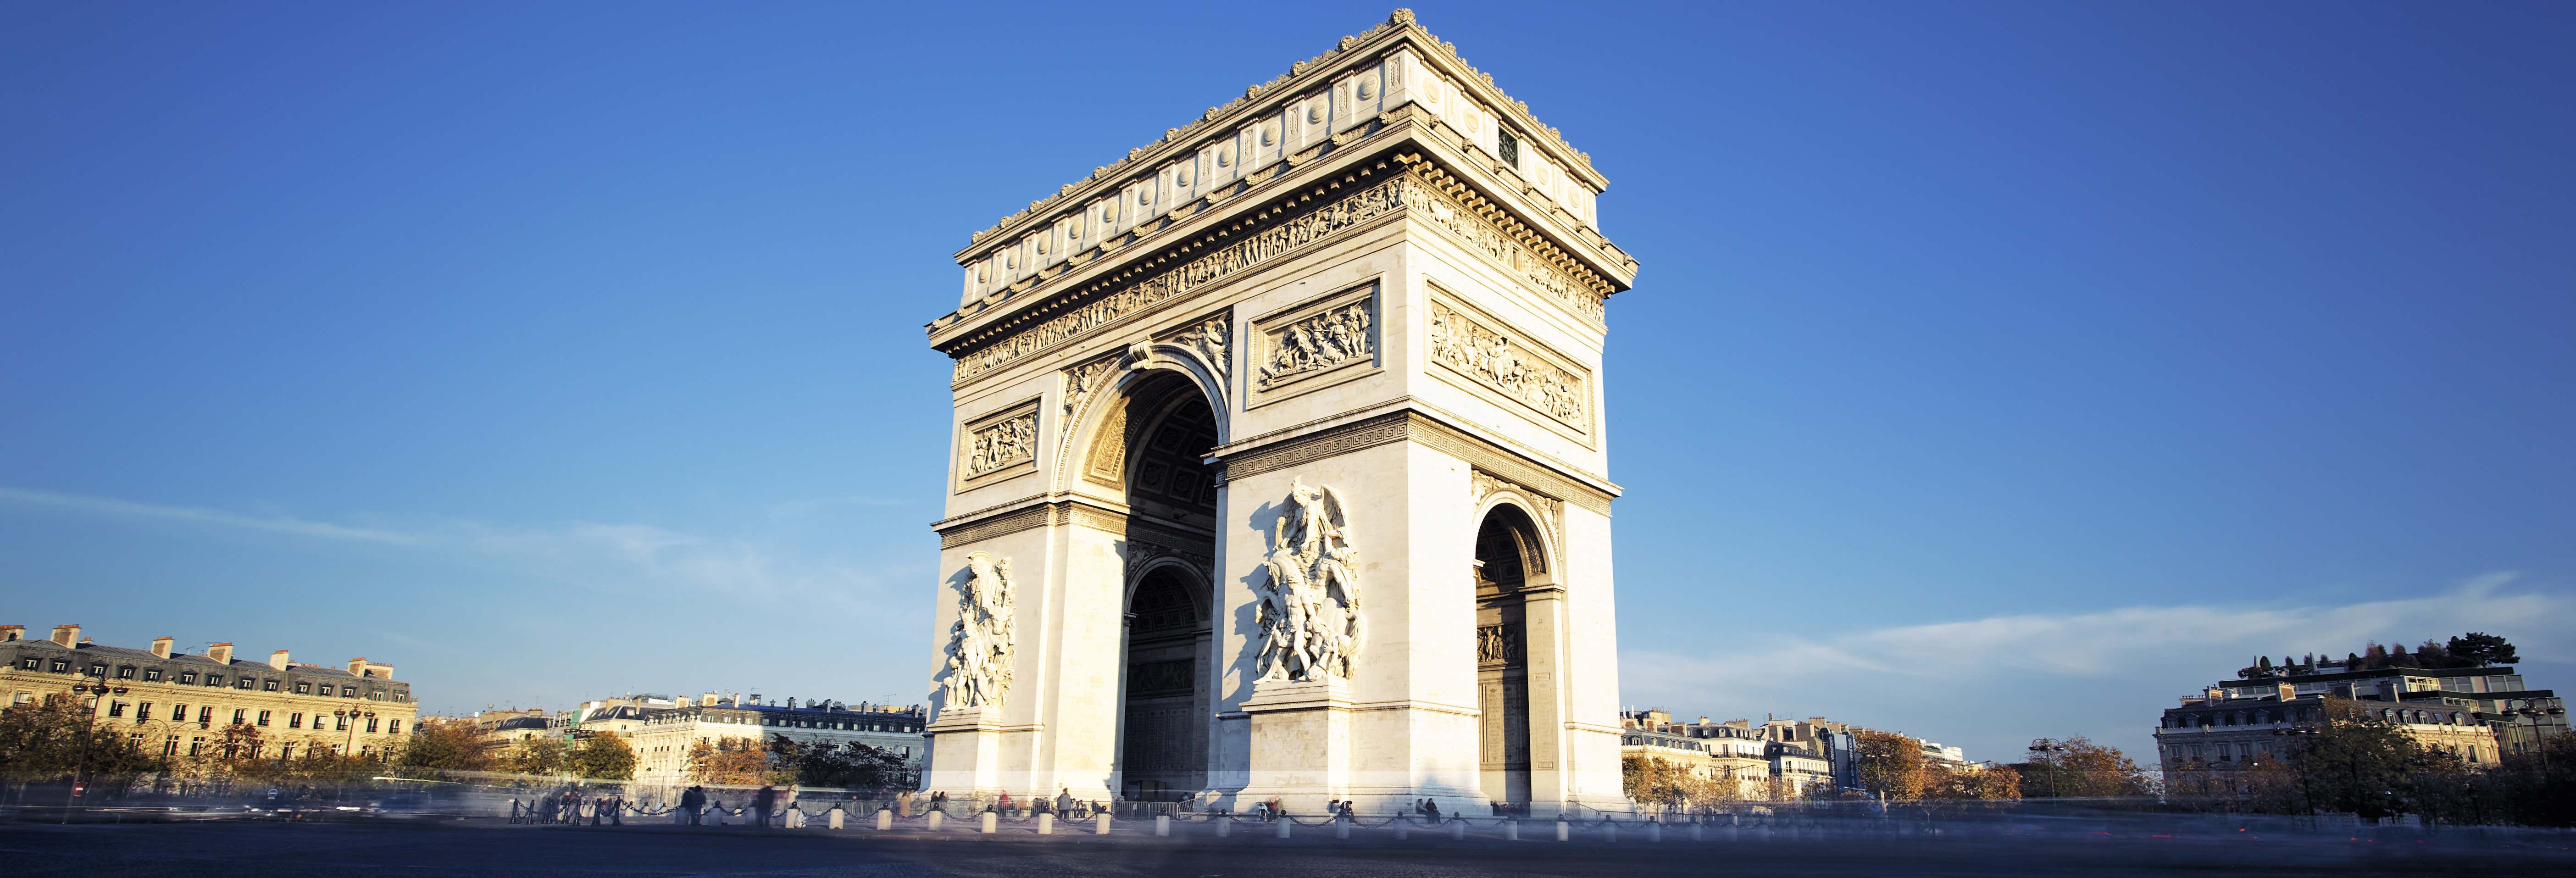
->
(1236, 678), (1355, 812)
(925, 707), (1005, 796)
(1521, 586), (1570, 816)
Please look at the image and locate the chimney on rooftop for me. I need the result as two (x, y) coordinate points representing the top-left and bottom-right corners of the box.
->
(0, 626), (21, 642)
(700, 692), (717, 706)
(50, 624), (79, 647)
(208, 642), (233, 664)
(270, 650), (291, 671)
(151, 637), (173, 659)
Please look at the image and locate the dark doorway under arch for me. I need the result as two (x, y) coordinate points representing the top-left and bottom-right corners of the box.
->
(1474, 504), (1542, 810)
(1111, 372), (1218, 802)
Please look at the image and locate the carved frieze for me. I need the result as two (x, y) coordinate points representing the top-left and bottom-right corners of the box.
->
(943, 551), (1016, 708)
(1252, 285), (1377, 397)
(1428, 293), (1592, 435)
(950, 166), (1410, 384)
(1063, 355), (1120, 416)
(1165, 312), (1233, 386)
(956, 400), (1041, 490)
(1477, 623), (1521, 664)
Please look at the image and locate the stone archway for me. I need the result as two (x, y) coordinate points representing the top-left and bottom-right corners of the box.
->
(1473, 502), (1549, 810)
(1104, 369), (1219, 802)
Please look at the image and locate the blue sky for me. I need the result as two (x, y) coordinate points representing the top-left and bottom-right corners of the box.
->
(5, 2), (2570, 766)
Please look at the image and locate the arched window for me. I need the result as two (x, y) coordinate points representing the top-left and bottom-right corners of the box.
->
(2254, 710), (2269, 724)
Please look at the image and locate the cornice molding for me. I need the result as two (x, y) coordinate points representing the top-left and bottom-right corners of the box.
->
(955, 9), (1604, 258)
(1215, 409), (1615, 516)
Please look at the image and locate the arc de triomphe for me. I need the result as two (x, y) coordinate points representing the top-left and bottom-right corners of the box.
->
(921, 10), (1638, 818)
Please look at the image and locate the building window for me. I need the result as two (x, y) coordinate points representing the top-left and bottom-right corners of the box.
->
(143, 668), (162, 682)
(197, 706), (213, 724)
(205, 675), (222, 687)
(388, 719), (402, 734)
(264, 679), (279, 692)
(295, 682), (311, 694)
(172, 704), (189, 721)
(16, 657), (34, 670)
(366, 717), (379, 733)
(335, 714), (347, 731)
(231, 708), (246, 725)
(135, 701), (151, 721)
(163, 735), (180, 756)
(107, 701), (127, 718)
(342, 686), (356, 698)
(178, 672), (195, 684)
(117, 666), (137, 680)
(256, 710), (271, 727)
(236, 677), (255, 690)
(86, 663), (106, 676)
(290, 713), (303, 729)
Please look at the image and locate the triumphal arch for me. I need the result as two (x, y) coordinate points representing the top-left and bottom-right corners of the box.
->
(921, 10), (1639, 817)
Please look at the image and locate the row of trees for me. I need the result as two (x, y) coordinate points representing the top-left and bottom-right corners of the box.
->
(1619, 754), (1805, 811)
(1854, 729), (2025, 802)
(684, 734), (918, 789)
(2236, 632), (2518, 679)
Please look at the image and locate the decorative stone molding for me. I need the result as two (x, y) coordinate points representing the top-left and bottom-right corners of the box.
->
(1250, 283), (1379, 405)
(1427, 289), (1593, 437)
(1062, 354), (1121, 416)
(1217, 410), (1613, 515)
(935, 503), (1052, 549)
(946, 160), (1411, 384)
(944, 151), (1615, 387)
(1474, 467), (1566, 560)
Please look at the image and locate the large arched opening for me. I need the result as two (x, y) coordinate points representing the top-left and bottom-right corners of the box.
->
(1104, 370), (1220, 802)
(1473, 503), (1547, 811)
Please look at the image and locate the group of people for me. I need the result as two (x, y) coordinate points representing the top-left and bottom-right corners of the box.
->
(674, 784), (787, 827)
(509, 786), (626, 826)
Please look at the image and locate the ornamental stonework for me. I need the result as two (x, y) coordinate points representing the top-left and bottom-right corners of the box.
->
(1429, 295), (1591, 433)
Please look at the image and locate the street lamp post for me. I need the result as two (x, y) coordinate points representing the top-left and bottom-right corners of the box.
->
(2026, 739), (2069, 799)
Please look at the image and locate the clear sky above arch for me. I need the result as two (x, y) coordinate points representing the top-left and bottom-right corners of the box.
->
(4, 1), (2569, 764)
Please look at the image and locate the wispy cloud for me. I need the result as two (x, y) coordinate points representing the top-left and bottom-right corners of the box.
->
(0, 484), (908, 605)
(1621, 572), (2574, 763)
(0, 486), (428, 545)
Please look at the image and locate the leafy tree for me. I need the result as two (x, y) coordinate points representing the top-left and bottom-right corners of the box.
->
(1928, 764), (2020, 800)
(767, 735), (912, 789)
(1621, 754), (1690, 810)
(567, 734), (637, 780)
(2447, 632), (2518, 667)
(502, 736), (569, 776)
(2012, 736), (2151, 798)
(1854, 730), (1925, 801)
(687, 738), (779, 785)
(2286, 699), (2414, 818)
(396, 717), (494, 775)
(0, 693), (165, 791)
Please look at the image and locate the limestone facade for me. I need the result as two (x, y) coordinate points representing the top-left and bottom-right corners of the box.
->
(0, 624), (418, 761)
(918, 11), (1637, 817)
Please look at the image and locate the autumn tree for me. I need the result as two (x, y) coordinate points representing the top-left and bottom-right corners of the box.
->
(0, 693), (164, 791)
(1928, 764), (2020, 800)
(1854, 730), (1925, 801)
(1621, 754), (1689, 811)
(688, 738), (779, 786)
(566, 733), (637, 780)
(2012, 736), (2151, 798)
(501, 736), (569, 777)
(2283, 698), (2414, 818)
(395, 717), (494, 775)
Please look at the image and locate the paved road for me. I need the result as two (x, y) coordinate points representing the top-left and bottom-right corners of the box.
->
(0, 819), (2567, 877)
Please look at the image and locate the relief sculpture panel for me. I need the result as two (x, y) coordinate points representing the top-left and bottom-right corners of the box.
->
(1427, 291), (1593, 439)
(956, 400), (1041, 489)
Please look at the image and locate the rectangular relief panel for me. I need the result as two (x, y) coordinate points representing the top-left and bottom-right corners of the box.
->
(1425, 283), (1596, 446)
(1247, 280), (1380, 409)
(955, 397), (1041, 492)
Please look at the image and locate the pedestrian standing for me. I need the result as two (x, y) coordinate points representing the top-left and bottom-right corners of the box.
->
(752, 785), (779, 828)
(682, 786), (707, 825)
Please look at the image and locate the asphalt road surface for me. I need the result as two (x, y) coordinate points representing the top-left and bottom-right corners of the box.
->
(0, 819), (2568, 877)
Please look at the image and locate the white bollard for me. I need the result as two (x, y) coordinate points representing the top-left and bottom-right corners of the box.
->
(1275, 817), (1292, 839)
(1555, 821), (1571, 842)
(926, 811), (944, 832)
(1504, 820), (1520, 841)
(980, 812), (997, 834)
(1647, 822), (1661, 843)
(788, 809), (805, 829)
(1335, 817), (1350, 839)
(1451, 819), (1466, 840)
(1038, 812), (1055, 835)
(1216, 818), (1231, 838)
(1155, 814), (1171, 837)
(1095, 812), (1112, 835)
(828, 808), (844, 830)
(876, 809), (893, 831)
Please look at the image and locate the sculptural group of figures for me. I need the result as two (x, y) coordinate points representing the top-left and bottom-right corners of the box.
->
(1427, 304), (1584, 423)
(1256, 303), (1373, 388)
(1254, 478), (1365, 683)
(964, 415), (1035, 478)
(944, 551), (1016, 707)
